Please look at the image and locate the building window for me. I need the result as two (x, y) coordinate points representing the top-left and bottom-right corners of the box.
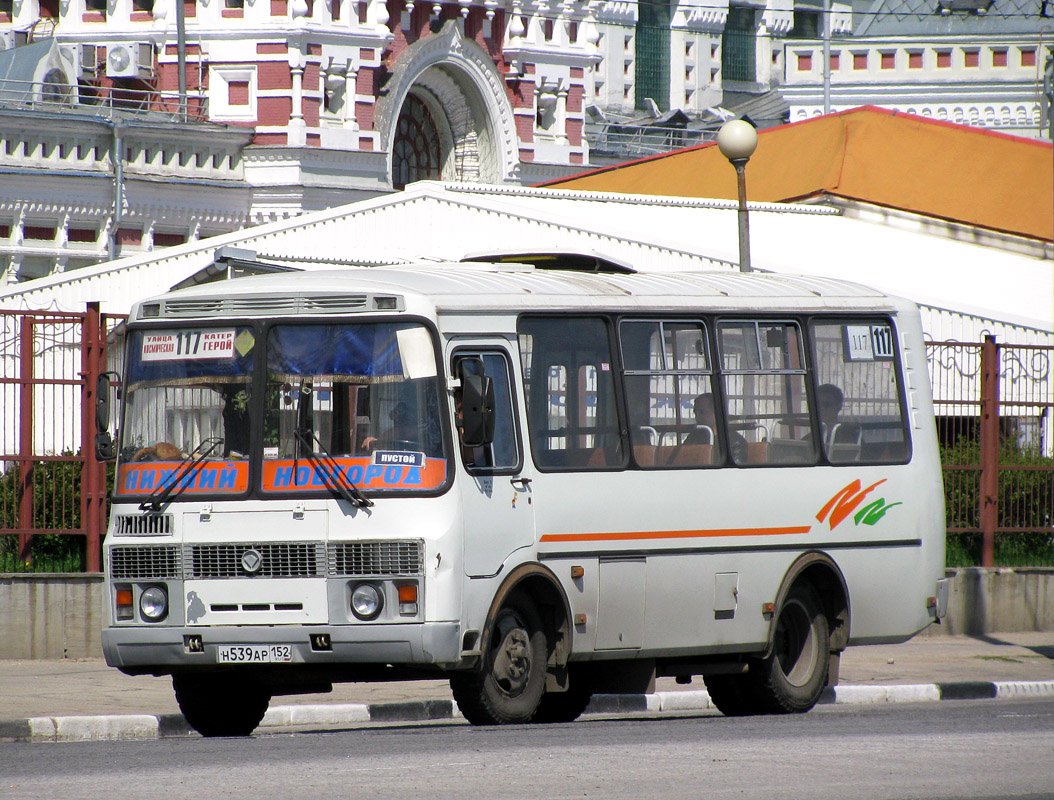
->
(853, 52), (867, 70)
(789, 9), (820, 38)
(211, 67), (257, 121)
(636, 0), (672, 110)
(23, 225), (57, 241)
(964, 49), (979, 68)
(721, 5), (756, 83)
(880, 51), (895, 69)
(229, 80), (250, 106)
(797, 52), (812, 71)
(67, 227), (98, 243)
(392, 94), (442, 190)
(153, 231), (187, 247)
(829, 52), (839, 70)
(116, 228), (142, 246)
(992, 49), (1007, 67)
(936, 50), (951, 68)
(908, 51), (923, 69)
(1021, 48), (1036, 67)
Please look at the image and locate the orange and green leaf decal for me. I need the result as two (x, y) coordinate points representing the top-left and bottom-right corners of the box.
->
(816, 478), (901, 530)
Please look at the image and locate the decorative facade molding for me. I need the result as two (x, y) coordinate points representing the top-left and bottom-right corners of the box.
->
(374, 20), (521, 184)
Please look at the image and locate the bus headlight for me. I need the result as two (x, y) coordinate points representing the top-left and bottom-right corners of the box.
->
(139, 586), (168, 622)
(350, 583), (383, 620)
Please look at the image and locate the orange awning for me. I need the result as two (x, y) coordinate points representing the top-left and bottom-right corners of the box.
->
(544, 107), (1053, 243)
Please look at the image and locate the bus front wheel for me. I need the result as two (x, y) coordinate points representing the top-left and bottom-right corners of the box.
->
(173, 673), (271, 737)
(531, 682), (593, 724)
(450, 596), (547, 724)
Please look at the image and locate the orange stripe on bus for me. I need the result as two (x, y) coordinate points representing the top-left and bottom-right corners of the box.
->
(538, 526), (813, 543)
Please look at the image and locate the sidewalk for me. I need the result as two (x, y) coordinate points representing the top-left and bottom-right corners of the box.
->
(1, 631), (1051, 741)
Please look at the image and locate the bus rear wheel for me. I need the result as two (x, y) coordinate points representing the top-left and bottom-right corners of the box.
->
(757, 583), (830, 713)
(705, 583), (829, 716)
(450, 596), (547, 725)
(173, 673), (271, 737)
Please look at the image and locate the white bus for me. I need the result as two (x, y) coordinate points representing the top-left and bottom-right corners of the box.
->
(99, 260), (949, 736)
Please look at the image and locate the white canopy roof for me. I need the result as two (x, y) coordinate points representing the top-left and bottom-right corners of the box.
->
(2, 181), (1049, 342)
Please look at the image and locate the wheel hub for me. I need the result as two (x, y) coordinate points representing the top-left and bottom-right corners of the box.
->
(492, 620), (532, 696)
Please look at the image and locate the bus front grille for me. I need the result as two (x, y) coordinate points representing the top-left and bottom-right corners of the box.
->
(185, 543), (327, 579)
(328, 540), (424, 576)
(108, 541), (423, 580)
(110, 545), (183, 579)
(112, 514), (174, 536)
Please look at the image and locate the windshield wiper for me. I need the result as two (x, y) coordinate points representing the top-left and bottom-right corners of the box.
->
(139, 437), (224, 513)
(292, 379), (372, 508)
(294, 427), (373, 508)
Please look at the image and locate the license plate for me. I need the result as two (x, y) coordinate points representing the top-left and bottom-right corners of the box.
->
(217, 644), (292, 664)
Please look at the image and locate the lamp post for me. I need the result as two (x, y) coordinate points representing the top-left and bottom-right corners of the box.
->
(717, 119), (759, 273)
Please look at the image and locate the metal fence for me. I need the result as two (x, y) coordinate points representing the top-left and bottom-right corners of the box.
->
(0, 77), (209, 123)
(928, 336), (1054, 566)
(2, 309), (1052, 572)
(0, 305), (124, 572)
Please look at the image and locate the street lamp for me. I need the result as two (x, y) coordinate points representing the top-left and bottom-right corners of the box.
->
(717, 119), (759, 273)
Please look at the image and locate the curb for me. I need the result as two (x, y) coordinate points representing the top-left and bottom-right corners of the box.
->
(3, 680), (1053, 743)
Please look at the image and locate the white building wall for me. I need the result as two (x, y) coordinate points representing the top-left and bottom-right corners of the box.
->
(781, 35), (1049, 139)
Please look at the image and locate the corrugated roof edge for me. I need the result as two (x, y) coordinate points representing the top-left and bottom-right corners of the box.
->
(444, 181), (838, 216)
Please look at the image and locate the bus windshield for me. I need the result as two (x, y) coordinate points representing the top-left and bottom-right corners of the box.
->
(121, 326), (257, 465)
(116, 320), (450, 500)
(263, 322), (446, 462)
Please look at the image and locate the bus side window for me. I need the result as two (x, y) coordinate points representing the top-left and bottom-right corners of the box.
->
(453, 352), (520, 472)
(810, 320), (910, 464)
(717, 320), (818, 466)
(619, 319), (720, 468)
(518, 317), (625, 470)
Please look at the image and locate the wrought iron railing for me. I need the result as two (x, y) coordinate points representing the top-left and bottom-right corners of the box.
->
(0, 77), (209, 122)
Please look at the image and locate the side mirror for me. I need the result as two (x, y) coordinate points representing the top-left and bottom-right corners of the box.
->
(95, 373), (111, 432)
(460, 371), (495, 448)
(95, 372), (117, 461)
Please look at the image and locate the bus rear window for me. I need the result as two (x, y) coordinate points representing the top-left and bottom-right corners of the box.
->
(810, 320), (910, 464)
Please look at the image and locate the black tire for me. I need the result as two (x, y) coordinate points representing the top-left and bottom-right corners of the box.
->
(173, 673), (271, 737)
(450, 596), (548, 725)
(754, 583), (830, 714)
(702, 672), (766, 717)
(705, 583), (830, 717)
(532, 681), (593, 724)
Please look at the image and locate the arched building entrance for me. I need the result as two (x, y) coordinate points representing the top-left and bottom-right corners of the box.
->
(378, 21), (520, 189)
(392, 94), (443, 189)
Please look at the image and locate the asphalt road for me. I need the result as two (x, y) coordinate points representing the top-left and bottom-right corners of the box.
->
(3, 699), (1053, 800)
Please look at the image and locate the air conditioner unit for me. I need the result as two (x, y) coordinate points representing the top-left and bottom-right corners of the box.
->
(0, 30), (29, 51)
(80, 44), (99, 76)
(61, 44), (100, 80)
(105, 42), (154, 79)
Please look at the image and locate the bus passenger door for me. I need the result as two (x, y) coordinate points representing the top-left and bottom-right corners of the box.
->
(451, 346), (536, 578)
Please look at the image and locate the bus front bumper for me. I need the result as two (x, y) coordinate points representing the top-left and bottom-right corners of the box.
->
(102, 621), (461, 672)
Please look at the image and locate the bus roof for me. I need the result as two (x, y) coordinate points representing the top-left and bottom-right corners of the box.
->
(130, 263), (912, 322)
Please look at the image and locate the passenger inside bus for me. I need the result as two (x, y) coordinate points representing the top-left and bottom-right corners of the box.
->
(817, 383), (844, 439)
(816, 383), (862, 460)
(361, 401), (419, 453)
(683, 392), (747, 464)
